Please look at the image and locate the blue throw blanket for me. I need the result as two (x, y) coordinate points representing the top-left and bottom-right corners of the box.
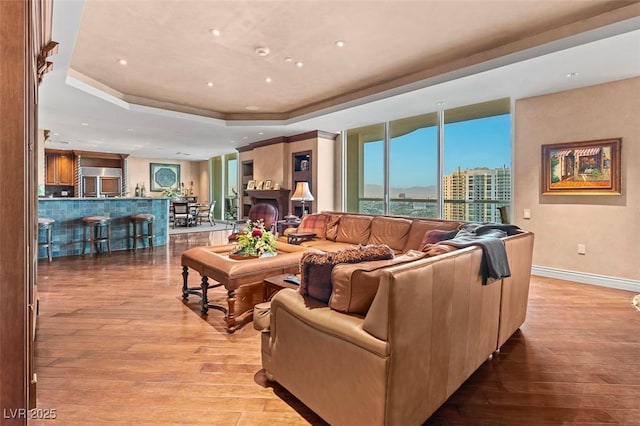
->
(440, 223), (520, 284)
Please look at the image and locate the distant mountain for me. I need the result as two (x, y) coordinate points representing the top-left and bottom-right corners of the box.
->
(364, 184), (437, 199)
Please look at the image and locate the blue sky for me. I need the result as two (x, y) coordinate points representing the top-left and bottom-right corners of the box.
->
(365, 114), (511, 187)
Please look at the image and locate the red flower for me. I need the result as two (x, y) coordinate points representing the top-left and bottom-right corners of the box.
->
(252, 229), (263, 238)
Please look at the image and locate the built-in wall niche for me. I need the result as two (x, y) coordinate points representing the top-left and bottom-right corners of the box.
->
(241, 160), (254, 218)
(292, 151), (312, 216)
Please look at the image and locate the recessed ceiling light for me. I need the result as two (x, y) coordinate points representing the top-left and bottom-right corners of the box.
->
(245, 105), (260, 111)
(52, 132), (60, 136)
(207, 81), (214, 87)
(284, 56), (292, 62)
(258, 132), (264, 135)
(566, 72), (580, 78)
(265, 77), (272, 83)
(118, 59), (127, 65)
(127, 128), (134, 132)
(295, 61), (304, 68)
(81, 122), (89, 126)
(335, 40), (345, 47)
(210, 29), (221, 37)
(243, 136), (248, 139)
(255, 46), (270, 57)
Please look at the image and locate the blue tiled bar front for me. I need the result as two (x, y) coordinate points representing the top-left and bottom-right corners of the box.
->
(37, 197), (169, 259)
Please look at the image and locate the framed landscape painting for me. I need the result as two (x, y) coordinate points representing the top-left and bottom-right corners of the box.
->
(541, 138), (621, 195)
(150, 163), (180, 192)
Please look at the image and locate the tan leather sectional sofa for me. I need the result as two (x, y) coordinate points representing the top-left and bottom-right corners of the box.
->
(262, 212), (534, 425)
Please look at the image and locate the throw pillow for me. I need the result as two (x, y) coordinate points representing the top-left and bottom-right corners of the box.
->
(324, 214), (341, 241)
(297, 213), (329, 237)
(299, 244), (395, 303)
(418, 229), (458, 251)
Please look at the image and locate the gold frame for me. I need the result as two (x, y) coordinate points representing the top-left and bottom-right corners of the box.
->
(541, 138), (621, 195)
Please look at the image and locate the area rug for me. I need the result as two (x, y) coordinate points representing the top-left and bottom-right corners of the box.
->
(168, 222), (234, 235)
(632, 294), (640, 313)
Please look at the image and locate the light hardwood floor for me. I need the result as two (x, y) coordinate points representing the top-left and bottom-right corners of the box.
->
(32, 231), (640, 425)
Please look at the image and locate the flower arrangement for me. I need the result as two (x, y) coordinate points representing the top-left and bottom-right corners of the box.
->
(233, 219), (277, 258)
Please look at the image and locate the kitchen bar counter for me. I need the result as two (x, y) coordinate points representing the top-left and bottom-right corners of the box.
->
(37, 197), (169, 259)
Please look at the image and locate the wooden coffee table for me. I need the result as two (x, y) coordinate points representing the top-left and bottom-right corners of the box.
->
(181, 241), (314, 333)
(263, 274), (300, 302)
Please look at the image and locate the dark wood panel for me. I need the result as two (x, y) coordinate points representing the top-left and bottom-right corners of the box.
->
(1, 0), (29, 423)
(31, 230), (640, 425)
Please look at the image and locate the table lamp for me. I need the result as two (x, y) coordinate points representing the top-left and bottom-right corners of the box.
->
(291, 181), (314, 216)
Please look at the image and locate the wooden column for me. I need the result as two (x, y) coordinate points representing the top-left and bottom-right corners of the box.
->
(1, 0), (53, 422)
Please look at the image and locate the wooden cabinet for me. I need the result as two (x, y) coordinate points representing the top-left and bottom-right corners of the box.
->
(45, 151), (74, 185)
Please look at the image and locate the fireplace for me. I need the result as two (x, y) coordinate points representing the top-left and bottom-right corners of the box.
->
(246, 189), (291, 219)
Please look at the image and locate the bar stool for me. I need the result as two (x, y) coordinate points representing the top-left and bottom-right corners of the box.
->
(82, 216), (111, 255)
(130, 213), (154, 251)
(38, 218), (55, 262)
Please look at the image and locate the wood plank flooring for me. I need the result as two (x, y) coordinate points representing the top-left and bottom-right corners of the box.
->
(32, 231), (640, 425)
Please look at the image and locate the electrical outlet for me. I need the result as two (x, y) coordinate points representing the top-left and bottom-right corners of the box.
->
(523, 209), (531, 219)
(577, 244), (586, 255)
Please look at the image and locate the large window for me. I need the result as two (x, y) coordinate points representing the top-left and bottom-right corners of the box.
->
(389, 113), (438, 218)
(345, 123), (384, 214)
(444, 112), (511, 222)
(344, 99), (511, 222)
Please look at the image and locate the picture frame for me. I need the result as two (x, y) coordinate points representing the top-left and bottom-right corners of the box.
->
(246, 180), (256, 190)
(150, 163), (180, 192)
(541, 138), (621, 195)
(255, 181), (264, 190)
(264, 180), (272, 190)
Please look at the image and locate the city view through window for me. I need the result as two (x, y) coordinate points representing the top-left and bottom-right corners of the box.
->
(349, 103), (511, 223)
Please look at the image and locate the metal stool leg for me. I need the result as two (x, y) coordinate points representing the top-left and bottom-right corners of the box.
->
(133, 220), (139, 251)
(148, 221), (153, 250)
(46, 226), (53, 262)
(105, 223), (111, 254)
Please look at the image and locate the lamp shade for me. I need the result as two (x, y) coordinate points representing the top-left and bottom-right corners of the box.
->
(290, 182), (314, 201)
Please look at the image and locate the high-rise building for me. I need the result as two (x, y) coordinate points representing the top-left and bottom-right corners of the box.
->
(443, 166), (511, 222)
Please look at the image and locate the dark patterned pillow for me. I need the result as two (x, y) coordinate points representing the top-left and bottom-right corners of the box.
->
(299, 244), (395, 303)
(418, 229), (458, 251)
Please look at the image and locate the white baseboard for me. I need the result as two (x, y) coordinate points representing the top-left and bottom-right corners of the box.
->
(531, 265), (640, 293)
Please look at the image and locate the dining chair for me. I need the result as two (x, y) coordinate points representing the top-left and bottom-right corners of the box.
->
(172, 202), (193, 228)
(197, 201), (216, 226)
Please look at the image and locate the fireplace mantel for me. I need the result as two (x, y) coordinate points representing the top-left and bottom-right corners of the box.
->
(246, 189), (291, 218)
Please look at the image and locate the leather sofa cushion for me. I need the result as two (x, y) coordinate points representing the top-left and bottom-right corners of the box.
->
(324, 214), (342, 241)
(368, 216), (412, 252)
(297, 213), (329, 236)
(330, 250), (426, 314)
(421, 244), (458, 257)
(336, 215), (373, 244)
(403, 219), (461, 252)
(299, 244), (394, 303)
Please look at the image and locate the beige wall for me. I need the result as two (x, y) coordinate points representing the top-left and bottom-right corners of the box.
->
(514, 77), (639, 281)
(127, 156), (209, 199)
(253, 142), (287, 187)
